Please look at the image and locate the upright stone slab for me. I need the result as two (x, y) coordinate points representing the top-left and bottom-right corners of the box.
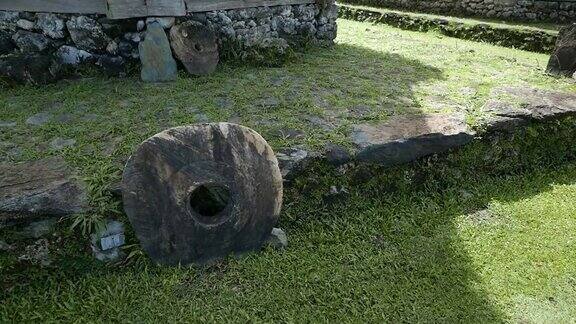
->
(351, 114), (474, 166)
(139, 21), (177, 83)
(170, 21), (219, 76)
(546, 24), (576, 77)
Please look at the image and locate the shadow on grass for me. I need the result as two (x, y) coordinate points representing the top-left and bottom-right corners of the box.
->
(281, 122), (576, 322)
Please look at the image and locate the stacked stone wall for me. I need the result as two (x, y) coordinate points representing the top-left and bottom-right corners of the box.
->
(339, 0), (576, 22)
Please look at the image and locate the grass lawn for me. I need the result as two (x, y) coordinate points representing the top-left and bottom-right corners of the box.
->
(1, 19), (576, 322)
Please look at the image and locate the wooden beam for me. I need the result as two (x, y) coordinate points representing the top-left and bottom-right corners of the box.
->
(106, 0), (186, 19)
(185, 0), (314, 12)
(0, 0), (106, 14)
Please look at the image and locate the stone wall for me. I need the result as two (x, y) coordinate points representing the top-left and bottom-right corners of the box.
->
(339, 0), (576, 22)
(0, 3), (338, 83)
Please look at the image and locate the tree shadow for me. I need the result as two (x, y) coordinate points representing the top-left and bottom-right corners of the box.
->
(282, 120), (576, 321)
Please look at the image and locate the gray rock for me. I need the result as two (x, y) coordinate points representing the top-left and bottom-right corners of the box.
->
(50, 137), (76, 150)
(26, 112), (52, 125)
(12, 30), (50, 52)
(276, 148), (314, 179)
(0, 11), (19, 28)
(352, 114), (474, 166)
(16, 19), (35, 31)
(546, 23), (576, 77)
(0, 240), (15, 251)
(139, 22), (177, 82)
(0, 54), (62, 85)
(0, 157), (89, 222)
(480, 87), (576, 132)
(0, 29), (15, 55)
(22, 219), (57, 238)
(325, 143), (351, 166)
(90, 220), (125, 262)
(146, 17), (176, 29)
(18, 239), (51, 266)
(67, 16), (112, 52)
(56, 45), (92, 65)
(266, 227), (288, 249)
(0, 121), (17, 127)
(96, 55), (126, 77)
(36, 13), (66, 39)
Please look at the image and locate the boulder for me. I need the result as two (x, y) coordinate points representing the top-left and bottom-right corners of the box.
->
(36, 13), (66, 39)
(546, 23), (576, 77)
(169, 21), (219, 75)
(67, 16), (112, 52)
(0, 29), (15, 55)
(351, 114), (474, 166)
(96, 55), (126, 77)
(0, 53), (62, 85)
(0, 157), (89, 223)
(480, 86), (576, 132)
(12, 30), (51, 52)
(56, 45), (92, 65)
(139, 21), (177, 82)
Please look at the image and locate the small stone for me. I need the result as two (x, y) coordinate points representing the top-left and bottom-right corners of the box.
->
(96, 56), (126, 77)
(12, 30), (50, 52)
(0, 121), (17, 127)
(35, 13), (65, 39)
(276, 148), (313, 179)
(277, 128), (304, 139)
(106, 41), (118, 55)
(18, 239), (51, 266)
(16, 19), (35, 31)
(22, 219), (57, 238)
(325, 143), (351, 166)
(324, 185), (350, 204)
(54, 114), (74, 123)
(146, 17), (175, 29)
(137, 20), (145, 32)
(90, 220), (125, 262)
(139, 22), (177, 82)
(56, 45), (92, 65)
(67, 16), (112, 52)
(0, 240), (15, 251)
(266, 228), (288, 249)
(50, 137), (76, 150)
(258, 96), (280, 108)
(26, 112), (52, 126)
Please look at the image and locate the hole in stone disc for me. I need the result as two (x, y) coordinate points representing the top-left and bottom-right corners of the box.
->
(189, 184), (230, 217)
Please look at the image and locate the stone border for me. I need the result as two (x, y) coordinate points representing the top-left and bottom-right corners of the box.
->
(339, 5), (558, 53)
(338, 0), (576, 22)
(277, 86), (576, 180)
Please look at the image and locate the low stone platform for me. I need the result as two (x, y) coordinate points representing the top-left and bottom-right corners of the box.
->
(1, 86), (576, 226)
(280, 86), (576, 179)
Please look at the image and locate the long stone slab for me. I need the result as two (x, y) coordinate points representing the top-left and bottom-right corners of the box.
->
(481, 86), (576, 132)
(0, 157), (89, 222)
(351, 113), (475, 166)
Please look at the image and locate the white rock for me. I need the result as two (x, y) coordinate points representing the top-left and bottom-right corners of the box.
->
(56, 45), (92, 65)
(16, 19), (35, 31)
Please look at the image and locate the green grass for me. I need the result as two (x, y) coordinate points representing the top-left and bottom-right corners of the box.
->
(1, 19), (576, 322)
